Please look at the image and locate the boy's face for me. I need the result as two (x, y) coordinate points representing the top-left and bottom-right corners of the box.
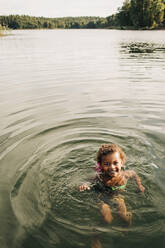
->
(101, 152), (123, 177)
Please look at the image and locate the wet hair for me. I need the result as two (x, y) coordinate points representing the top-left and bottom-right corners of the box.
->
(96, 144), (126, 165)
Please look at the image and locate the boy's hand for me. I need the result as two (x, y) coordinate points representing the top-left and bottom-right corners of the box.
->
(79, 184), (91, 192)
(139, 185), (145, 192)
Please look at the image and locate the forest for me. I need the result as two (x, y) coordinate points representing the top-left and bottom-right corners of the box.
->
(0, 0), (165, 30)
(0, 15), (107, 29)
(109, 0), (165, 29)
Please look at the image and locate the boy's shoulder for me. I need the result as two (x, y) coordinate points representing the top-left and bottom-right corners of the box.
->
(123, 169), (136, 178)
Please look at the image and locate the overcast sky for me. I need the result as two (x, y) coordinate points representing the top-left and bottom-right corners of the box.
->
(0, 0), (124, 17)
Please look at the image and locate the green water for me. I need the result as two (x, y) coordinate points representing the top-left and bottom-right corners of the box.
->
(0, 30), (165, 248)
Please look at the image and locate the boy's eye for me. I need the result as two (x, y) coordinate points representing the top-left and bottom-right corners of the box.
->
(114, 161), (118, 165)
(104, 162), (110, 166)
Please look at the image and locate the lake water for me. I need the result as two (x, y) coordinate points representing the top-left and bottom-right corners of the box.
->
(0, 29), (165, 248)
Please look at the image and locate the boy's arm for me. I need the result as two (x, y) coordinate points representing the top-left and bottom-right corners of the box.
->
(125, 170), (145, 192)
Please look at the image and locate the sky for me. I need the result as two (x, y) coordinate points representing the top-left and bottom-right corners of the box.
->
(0, 0), (124, 17)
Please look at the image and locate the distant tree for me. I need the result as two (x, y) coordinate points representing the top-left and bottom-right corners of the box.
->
(117, 0), (132, 26)
(130, 0), (165, 28)
(106, 14), (118, 26)
(97, 18), (108, 28)
(151, 0), (165, 27)
(86, 21), (96, 28)
(71, 21), (80, 28)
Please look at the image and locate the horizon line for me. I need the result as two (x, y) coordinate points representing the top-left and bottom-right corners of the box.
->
(0, 13), (114, 19)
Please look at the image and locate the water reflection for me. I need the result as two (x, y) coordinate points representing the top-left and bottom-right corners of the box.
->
(121, 41), (165, 54)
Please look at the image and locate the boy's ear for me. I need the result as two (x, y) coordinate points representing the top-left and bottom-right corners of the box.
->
(121, 160), (124, 166)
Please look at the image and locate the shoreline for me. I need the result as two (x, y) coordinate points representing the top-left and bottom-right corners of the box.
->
(6, 26), (165, 31)
(0, 30), (10, 36)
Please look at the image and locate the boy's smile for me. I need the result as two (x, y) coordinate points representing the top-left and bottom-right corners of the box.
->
(101, 152), (123, 178)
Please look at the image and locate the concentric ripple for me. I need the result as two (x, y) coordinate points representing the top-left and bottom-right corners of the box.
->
(9, 116), (165, 248)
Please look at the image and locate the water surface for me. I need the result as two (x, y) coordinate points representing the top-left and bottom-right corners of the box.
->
(0, 29), (165, 248)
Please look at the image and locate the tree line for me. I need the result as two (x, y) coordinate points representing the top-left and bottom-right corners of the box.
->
(0, 0), (165, 30)
(0, 15), (107, 29)
(107, 0), (165, 28)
